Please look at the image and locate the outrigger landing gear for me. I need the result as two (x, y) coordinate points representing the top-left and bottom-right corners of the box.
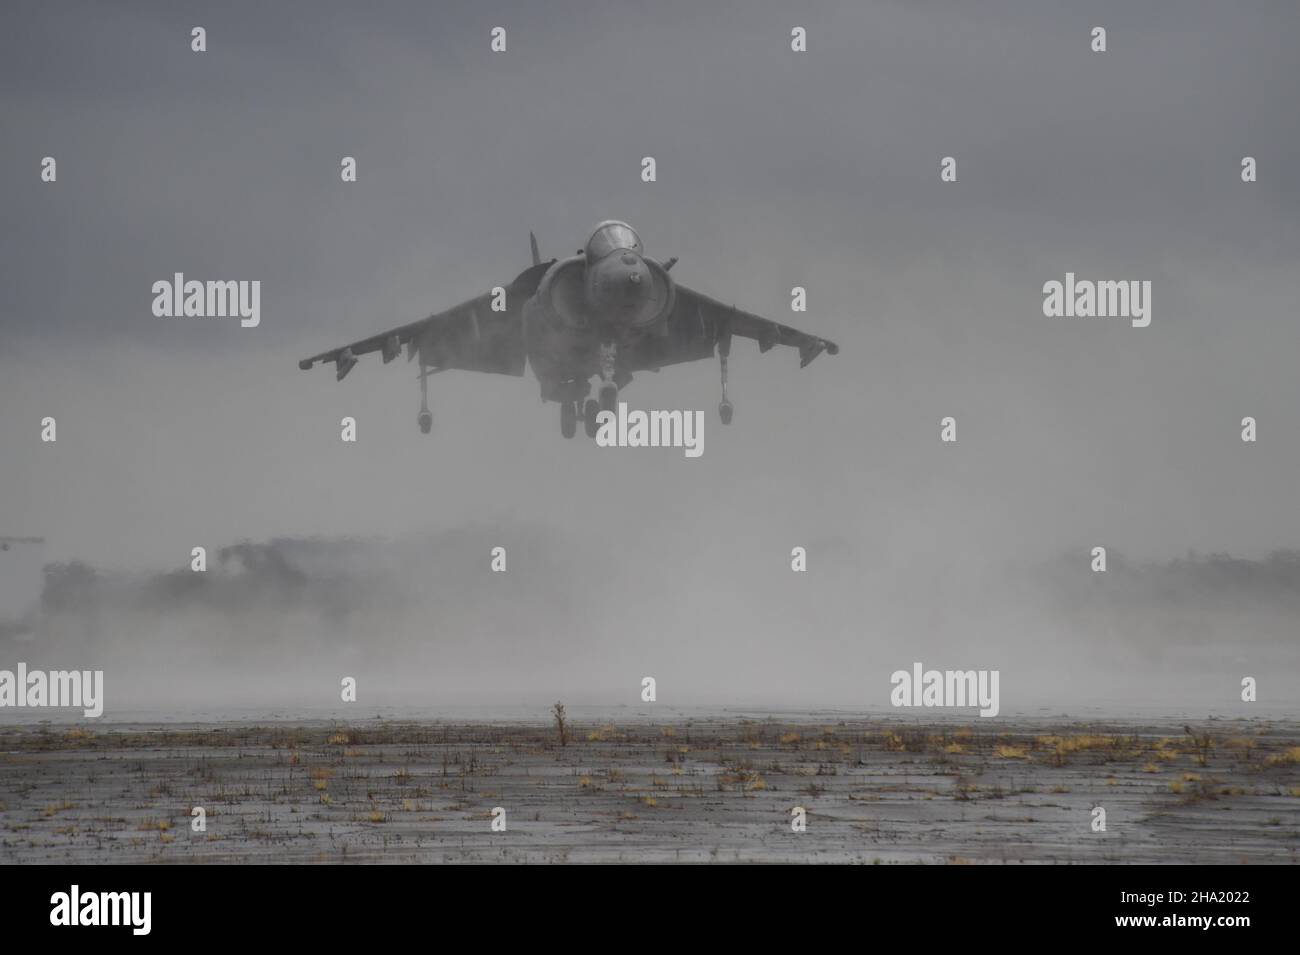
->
(717, 330), (734, 425)
(417, 366), (433, 434)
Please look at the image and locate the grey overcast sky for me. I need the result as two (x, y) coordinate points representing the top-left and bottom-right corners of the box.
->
(1, 1), (1297, 709)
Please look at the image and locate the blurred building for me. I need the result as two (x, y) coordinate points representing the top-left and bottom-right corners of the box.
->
(0, 536), (45, 639)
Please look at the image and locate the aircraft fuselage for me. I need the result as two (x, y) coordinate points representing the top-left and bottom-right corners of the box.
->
(522, 220), (676, 403)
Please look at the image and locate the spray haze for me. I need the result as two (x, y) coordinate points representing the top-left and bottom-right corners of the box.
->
(2, 0), (1298, 717)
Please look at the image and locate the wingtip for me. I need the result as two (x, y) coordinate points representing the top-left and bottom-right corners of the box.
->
(798, 338), (837, 368)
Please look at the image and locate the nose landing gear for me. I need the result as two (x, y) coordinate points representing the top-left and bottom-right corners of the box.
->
(597, 342), (619, 414)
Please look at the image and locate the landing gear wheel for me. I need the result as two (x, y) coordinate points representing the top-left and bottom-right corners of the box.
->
(599, 382), (618, 413)
(417, 363), (433, 434)
(719, 400), (734, 425)
(584, 399), (600, 438)
(560, 400), (577, 439)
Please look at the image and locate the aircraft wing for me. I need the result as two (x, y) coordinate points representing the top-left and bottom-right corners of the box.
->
(298, 262), (550, 380)
(629, 283), (840, 372)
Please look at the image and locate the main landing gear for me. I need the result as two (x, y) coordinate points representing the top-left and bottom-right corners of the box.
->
(556, 342), (631, 440)
(560, 399), (577, 439)
(557, 376), (593, 439)
(563, 386), (615, 439)
(570, 341), (620, 439)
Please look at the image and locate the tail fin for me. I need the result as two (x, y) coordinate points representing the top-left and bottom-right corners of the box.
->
(529, 231), (541, 266)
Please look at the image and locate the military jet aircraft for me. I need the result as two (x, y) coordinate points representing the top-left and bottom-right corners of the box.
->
(298, 221), (839, 437)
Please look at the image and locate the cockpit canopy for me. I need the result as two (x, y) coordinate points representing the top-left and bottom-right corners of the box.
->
(585, 220), (643, 261)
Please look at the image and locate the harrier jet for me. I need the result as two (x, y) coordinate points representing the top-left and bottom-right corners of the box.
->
(298, 221), (839, 437)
